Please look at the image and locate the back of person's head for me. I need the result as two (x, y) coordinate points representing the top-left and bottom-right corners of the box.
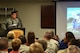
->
(38, 40), (47, 51)
(19, 35), (26, 44)
(45, 30), (54, 38)
(0, 37), (8, 50)
(68, 39), (78, 46)
(27, 31), (35, 45)
(7, 31), (14, 39)
(11, 38), (21, 51)
(29, 42), (44, 53)
(44, 31), (52, 40)
(65, 31), (75, 43)
(67, 45), (80, 53)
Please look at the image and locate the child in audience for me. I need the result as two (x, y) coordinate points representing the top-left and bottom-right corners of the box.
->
(10, 38), (21, 53)
(29, 42), (44, 53)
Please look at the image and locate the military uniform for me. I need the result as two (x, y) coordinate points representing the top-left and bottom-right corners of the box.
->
(2, 17), (22, 30)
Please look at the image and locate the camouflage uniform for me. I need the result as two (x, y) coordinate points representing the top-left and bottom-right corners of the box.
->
(2, 17), (22, 30)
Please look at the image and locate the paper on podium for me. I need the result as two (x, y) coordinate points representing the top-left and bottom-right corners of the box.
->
(9, 24), (17, 27)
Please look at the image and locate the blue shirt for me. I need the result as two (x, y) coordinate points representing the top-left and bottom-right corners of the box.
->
(59, 40), (68, 50)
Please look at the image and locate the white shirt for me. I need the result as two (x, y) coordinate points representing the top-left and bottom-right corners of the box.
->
(19, 44), (29, 53)
(45, 39), (59, 53)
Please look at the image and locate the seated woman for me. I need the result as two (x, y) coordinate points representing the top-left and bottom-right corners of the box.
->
(26, 31), (35, 46)
(58, 39), (80, 53)
(59, 31), (75, 50)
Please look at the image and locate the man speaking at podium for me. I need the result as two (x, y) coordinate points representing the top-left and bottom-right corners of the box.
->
(1, 11), (23, 37)
(5, 11), (22, 30)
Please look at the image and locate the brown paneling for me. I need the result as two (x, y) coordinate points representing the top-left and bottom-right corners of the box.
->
(41, 5), (55, 28)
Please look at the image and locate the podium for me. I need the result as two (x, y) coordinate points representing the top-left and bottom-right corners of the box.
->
(6, 28), (25, 38)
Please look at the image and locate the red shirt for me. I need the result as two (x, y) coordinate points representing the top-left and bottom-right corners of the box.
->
(10, 50), (20, 53)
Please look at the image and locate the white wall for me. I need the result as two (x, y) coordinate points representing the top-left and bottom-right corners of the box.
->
(0, 1), (55, 38)
(56, 2), (80, 40)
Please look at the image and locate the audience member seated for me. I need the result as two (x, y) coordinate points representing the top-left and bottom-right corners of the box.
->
(0, 37), (8, 53)
(7, 31), (14, 52)
(43, 30), (59, 53)
(10, 38), (21, 53)
(44, 30), (59, 42)
(26, 31), (35, 46)
(59, 31), (75, 50)
(37, 40), (47, 52)
(67, 45), (80, 53)
(19, 35), (29, 53)
(45, 30), (59, 43)
(29, 42), (44, 53)
(68, 39), (78, 46)
(7, 31), (15, 39)
(57, 39), (80, 53)
(44, 30), (54, 39)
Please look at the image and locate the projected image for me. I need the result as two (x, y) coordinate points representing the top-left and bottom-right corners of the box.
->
(67, 8), (80, 38)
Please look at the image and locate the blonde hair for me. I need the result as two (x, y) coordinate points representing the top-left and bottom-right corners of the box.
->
(67, 45), (80, 53)
(29, 42), (44, 53)
(7, 31), (15, 39)
(11, 38), (21, 51)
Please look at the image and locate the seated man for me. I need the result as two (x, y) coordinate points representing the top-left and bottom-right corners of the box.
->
(43, 30), (59, 53)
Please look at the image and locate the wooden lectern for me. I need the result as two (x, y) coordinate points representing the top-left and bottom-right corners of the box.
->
(6, 28), (25, 38)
